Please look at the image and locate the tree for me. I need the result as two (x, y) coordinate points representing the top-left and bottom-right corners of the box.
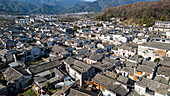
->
(86, 25), (91, 28)
(45, 82), (50, 89)
(73, 26), (79, 30)
(145, 22), (152, 27)
(96, 23), (103, 27)
(81, 26), (85, 29)
(138, 55), (144, 58)
(160, 15), (165, 21)
(154, 58), (160, 62)
(95, 1), (170, 25)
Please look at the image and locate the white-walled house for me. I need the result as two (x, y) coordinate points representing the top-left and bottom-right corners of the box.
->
(156, 66), (170, 84)
(3, 66), (32, 92)
(83, 53), (103, 64)
(15, 19), (29, 24)
(154, 21), (170, 32)
(154, 27), (170, 32)
(118, 44), (137, 57)
(134, 63), (156, 79)
(155, 21), (170, 28)
(64, 57), (95, 86)
(135, 78), (170, 96)
(92, 73), (129, 96)
(166, 32), (170, 38)
(24, 47), (45, 61)
(133, 37), (149, 44)
(138, 42), (170, 61)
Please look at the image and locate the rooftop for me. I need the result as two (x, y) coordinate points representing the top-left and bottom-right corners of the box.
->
(136, 65), (153, 74)
(141, 42), (170, 50)
(157, 67), (170, 77)
(68, 88), (98, 96)
(3, 66), (30, 81)
(70, 60), (92, 73)
(93, 73), (129, 95)
(29, 60), (61, 74)
(135, 78), (169, 95)
(154, 76), (169, 85)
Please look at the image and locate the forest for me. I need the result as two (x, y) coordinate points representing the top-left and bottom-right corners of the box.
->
(95, 0), (170, 26)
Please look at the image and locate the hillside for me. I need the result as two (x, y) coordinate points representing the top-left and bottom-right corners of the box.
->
(64, 2), (101, 13)
(95, 0), (170, 25)
(65, 0), (154, 13)
(0, 0), (37, 14)
(28, 5), (64, 14)
(0, 0), (159, 14)
(12, 0), (84, 9)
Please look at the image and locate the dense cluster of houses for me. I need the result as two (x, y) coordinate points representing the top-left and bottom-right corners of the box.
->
(0, 14), (169, 96)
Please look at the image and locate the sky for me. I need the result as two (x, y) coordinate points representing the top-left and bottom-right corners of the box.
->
(84, 0), (96, 2)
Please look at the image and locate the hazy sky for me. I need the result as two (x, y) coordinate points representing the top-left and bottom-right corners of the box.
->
(84, 0), (96, 2)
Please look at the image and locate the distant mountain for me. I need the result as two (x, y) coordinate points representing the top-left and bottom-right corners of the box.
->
(64, 2), (101, 13)
(0, 0), (36, 14)
(95, 0), (170, 25)
(12, 0), (85, 9)
(0, 0), (159, 14)
(28, 5), (64, 14)
(65, 0), (157, 13)
(0, 0), (64, 14)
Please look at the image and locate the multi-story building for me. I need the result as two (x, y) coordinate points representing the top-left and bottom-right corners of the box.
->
(138, 42), (170, 61)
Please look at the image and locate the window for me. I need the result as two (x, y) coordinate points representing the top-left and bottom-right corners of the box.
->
(34, 55), (38, 57)
(27, 57), (31, 60)
(139, 88), (141, 93)
(145, 73), (150, 77)
(136, 71), (143, 75)
(41, 48), (43, 51)
(146, 87), (155, 96)
(27, 52), (31, 55)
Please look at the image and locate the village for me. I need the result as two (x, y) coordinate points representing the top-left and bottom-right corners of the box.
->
(0, 14), (169, 96)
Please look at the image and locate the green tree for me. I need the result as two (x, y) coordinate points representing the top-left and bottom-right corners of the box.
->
(138, 55), (144, 58)
(46, 82), (50, 89)
(81, 26), (85, 29)
(86, 25), (91, 28)
(97, 23), (103, 27)
(145, 22), (152, 27)
(154, 58), (160, 63)
(22, 89), (37, 96)
(160, 15), (165, 21)
(73, 26), (79, 30)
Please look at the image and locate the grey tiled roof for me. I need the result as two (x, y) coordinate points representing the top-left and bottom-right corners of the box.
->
(135, 78), (169, 95)
(142, 42), (170, 50)
(122, 67), (134, 75)
(117, 75), (129, 84)
(154, 76), (169, 85)
(71, 60), (92, 73)
(3, 67), (22, 81)
(88, 53), (103, 61)
(157, 67), (170, 77)
(68, 88), (98, 96)
(65, 57), (92, 73)
(93, 74), (129, 95)
(128, 90), (141, 96)
(136, 65), (153, 74)
(159, 60), (170, 67)
(29, 60), (61, 74)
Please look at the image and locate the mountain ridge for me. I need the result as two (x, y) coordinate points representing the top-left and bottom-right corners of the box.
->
(0, 0), (158, 14)
(95, 0), (170, 25)
(64, 0), (157, 13)
(12, 0), (85, 9)
(0, 0), (37, 14)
